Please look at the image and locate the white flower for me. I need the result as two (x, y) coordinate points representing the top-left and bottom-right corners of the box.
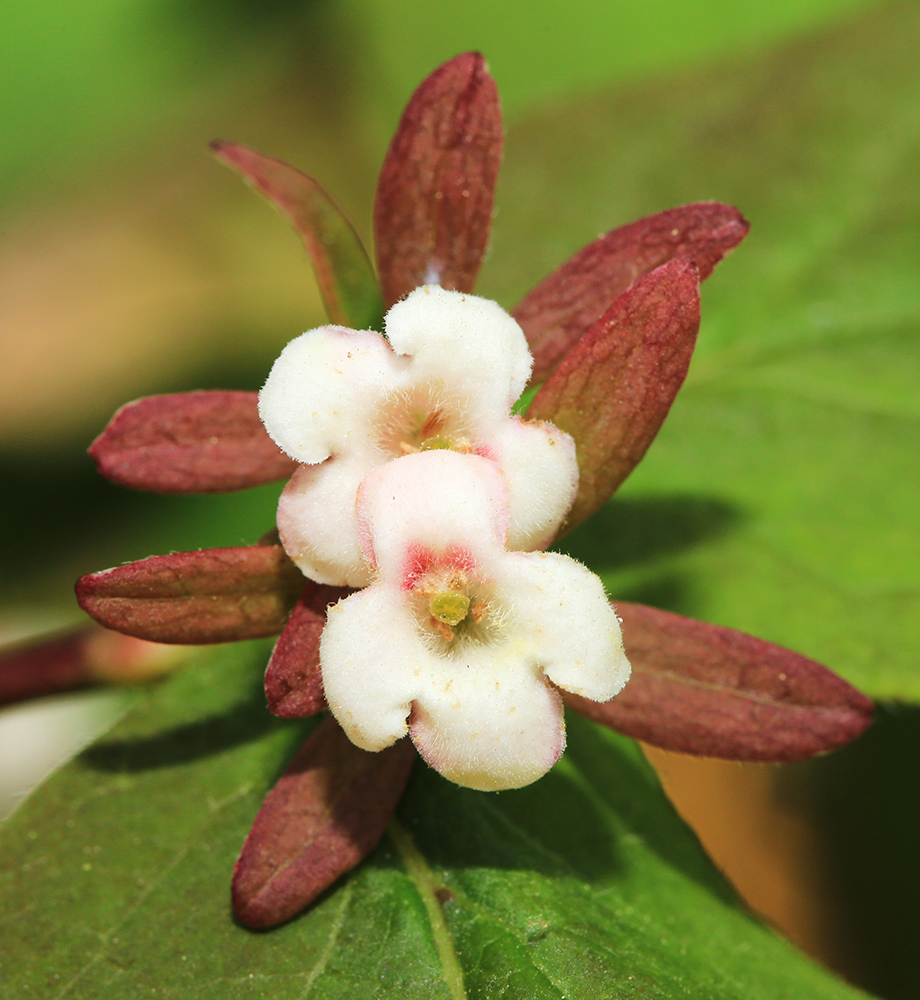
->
(259, 285), (578, 587)
(319, 450), (631, 791)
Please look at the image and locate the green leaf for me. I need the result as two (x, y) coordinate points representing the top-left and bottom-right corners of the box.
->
(485, 0), (920, 700)
(0, 644), (871, 998)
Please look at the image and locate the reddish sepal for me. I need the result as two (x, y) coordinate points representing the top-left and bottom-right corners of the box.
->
(265, 584), (351, 719)
(528, 258), (700, 532)
(514, 202), (748, 382)
(90, 392), (296, 493)
(75, 545), (304, 644)
(374, 52), (502, 307)
(565, 602), (874, 761)
(232, 716), (416, 929)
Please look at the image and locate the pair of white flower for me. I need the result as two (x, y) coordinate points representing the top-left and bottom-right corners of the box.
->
(259, 285), (630, 790)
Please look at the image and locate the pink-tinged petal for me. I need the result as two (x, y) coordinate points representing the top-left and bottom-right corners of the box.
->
(232, 716), (416, 930)
(355, 451), (507, 577)
(528, 259), (701, 533)
(75, 545), (304, 644)
(277, 455), (376, 588)
(498, 551), (630, 702)
(265, 583), (351, 719)
(486, 417), (578, 551)
(0, 625), (185, 707)
(374, 52), (502, 307)
(212, 142), (383, 330)
(90, 392), (297, 493)
(385, 285), (532, 419)
(515, 202), (749, 382)
(565, 602), (875, 762)
(320, 586), (423, 751)
(410, 673), (565, 792)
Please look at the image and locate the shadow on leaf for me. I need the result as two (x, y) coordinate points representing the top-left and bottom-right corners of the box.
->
(555, 492), (743, 572)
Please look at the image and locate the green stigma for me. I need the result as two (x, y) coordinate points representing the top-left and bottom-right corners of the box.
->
(419, 434), (455, 452)
(429, 591), (471, 627)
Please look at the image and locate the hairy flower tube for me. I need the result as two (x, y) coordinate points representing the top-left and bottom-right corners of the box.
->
(259, 284), (577, 588)
(320, 449), (630, 791)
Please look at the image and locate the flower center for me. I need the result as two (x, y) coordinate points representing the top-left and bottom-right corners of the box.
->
(411, 567), (493, 646)
(375, 384), (474, 458)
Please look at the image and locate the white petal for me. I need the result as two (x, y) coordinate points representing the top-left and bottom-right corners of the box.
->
(276, 454), (375, 587)
(356, 451), (508, 579)
(497, 551), (631, 701)
(385, 286), (532, 421)
(487, 417), (579, 551)
(320, 586), (428, 751)
(259, 326), (406, 462)
(410, 651), (565, 792)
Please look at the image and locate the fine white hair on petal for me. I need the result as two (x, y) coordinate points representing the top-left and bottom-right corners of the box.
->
(320, 586), (422, 751)
(356, 451), (509, 577)
(385, 285), (533, 417)
(318, 448), (631, 791)
(498, 551), (631, 702)
(276, 454), (375, 588)
(488, 417), (579, 551)
(259, 326), (406, 462)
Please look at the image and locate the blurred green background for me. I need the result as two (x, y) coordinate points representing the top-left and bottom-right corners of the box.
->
(2, 2), (917, 998)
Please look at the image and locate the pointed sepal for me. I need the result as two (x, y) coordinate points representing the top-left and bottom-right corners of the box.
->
(528, 258), (700, 533)
(90, 392), (297, 493)
(75, 545), (304, 643)
(565, 602), (874, 761)
(265, 584), (351, 719)
(232, 716), (416, 929)
(374, 52), (502, 306)
(514, 202), (748, 382)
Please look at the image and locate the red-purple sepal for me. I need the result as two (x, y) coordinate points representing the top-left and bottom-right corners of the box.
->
(75, 545), (304, 644)
(265, 584), (351, 718)
(90, 392), (297, 493)
(374, 52), (502, 308)
(514, 202), (749, 383)
(565, 602), (874, 761)
(232, 716), (416, 929)
(212, 142), (383, 330)
(0, 625), (185, 707)
(529, 258), (700, 533)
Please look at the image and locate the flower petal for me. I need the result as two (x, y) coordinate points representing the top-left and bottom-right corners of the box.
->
(212, 142), (383, 331)
(514, 202), (748, 382)
(277, 454), (376, 587)
(410, 667), (566, 792)
(90, 392), (296, 493)
(497, 551), (630, 701)
(374, 52), (502, 307)
(232, 716), (416, 930)
(565, 602), (874, 761)
(486, 416), (578, 551)
(264, 583), (349, 718)
(355, 451), (507, 577)
(75, 545), (304, 643)
(320, 587), (425, 751)
(385, 285), (532, 418)
(259, 326), (405, 464)
(528, 258), (701, 533)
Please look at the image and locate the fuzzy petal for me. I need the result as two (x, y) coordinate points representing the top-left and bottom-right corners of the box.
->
(277, 454), (376, 587)
(385, 286), (532, 419)
(356, 450), (508, 577)
(259, 326), (405, 463)
(410, 659), (565, 791)
(320, 587), (424, 751)
(487, 417), (578, 550)
(498, 551), (630, 702)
